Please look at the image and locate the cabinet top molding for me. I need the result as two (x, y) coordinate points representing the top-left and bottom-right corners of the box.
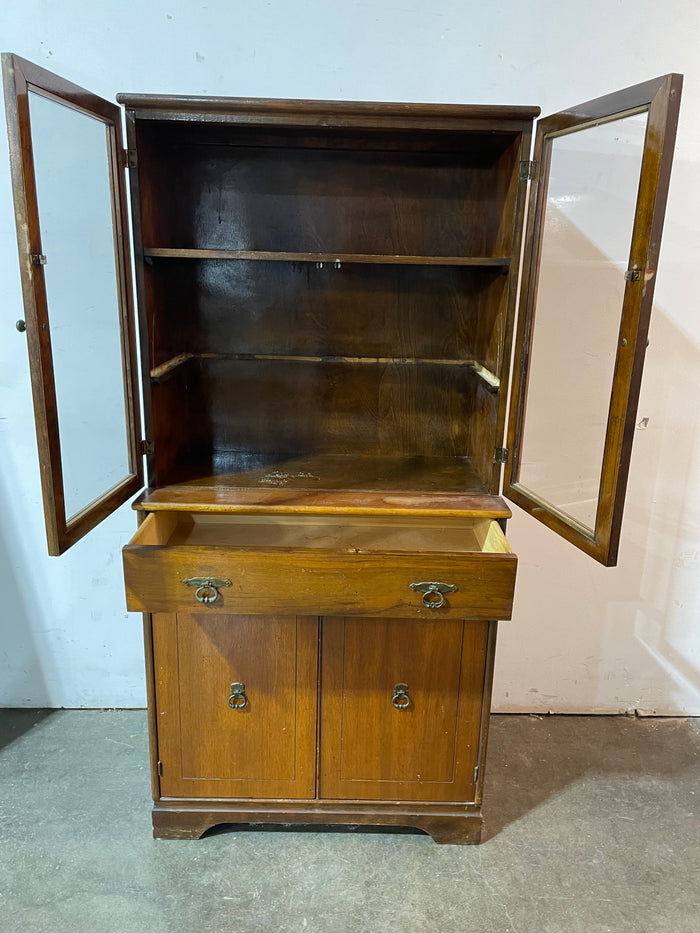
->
(115, 93), (541, 127)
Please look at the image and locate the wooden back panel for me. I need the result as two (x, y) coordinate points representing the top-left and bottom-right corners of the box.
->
(136, 123), (520, 257)
(151, 358), (492, 484)
(144, 260), (507, 366)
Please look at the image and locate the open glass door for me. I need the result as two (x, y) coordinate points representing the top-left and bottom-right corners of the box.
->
(504, 75), (682, 566)
(3, 54), (143, 555)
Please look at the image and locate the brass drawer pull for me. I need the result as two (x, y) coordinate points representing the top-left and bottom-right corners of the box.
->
(182, 576), (232, 604)
(228, 682), (248, 709)
(409, 581), (458, 609)
(392, 683), (410, 710)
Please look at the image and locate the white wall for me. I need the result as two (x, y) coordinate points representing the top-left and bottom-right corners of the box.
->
(1, 0), (698, 712)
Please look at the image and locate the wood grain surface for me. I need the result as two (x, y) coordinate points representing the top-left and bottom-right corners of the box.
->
(153, 613), (318, 799)
(123, 512), (516, 618)
(320, 617), (488, 801)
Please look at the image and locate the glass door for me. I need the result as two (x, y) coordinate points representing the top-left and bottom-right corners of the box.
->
(3, 54), (143, 554)
(505, 74), (682, 565)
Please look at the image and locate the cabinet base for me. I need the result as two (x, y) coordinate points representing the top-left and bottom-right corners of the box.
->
(152, 800), (483, 845)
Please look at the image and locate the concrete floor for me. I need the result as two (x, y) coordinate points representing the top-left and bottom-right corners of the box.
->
(0, 711), (697, 933)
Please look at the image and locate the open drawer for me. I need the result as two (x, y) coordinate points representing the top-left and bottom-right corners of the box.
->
(123, 513), (517, 620)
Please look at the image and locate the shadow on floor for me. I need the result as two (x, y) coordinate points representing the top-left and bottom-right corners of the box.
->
(1, 709), (697, 848)
(203, 822), (424, 839)
(482, 713), (700, 841)
(203, 715), (700, 846)
(0, 708), (56, 752)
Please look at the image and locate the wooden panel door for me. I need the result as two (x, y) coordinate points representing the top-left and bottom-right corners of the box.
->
(320, 617), (488, 802)
(152, 614), (318, 798)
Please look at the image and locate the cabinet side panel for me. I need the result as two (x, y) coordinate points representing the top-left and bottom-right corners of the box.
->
(124, 110), (155, 483)
(493, 126), (535, 493)
(142, 613), (162, 800)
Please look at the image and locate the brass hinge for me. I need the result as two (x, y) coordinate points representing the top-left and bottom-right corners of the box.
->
(474, 764), (480, 783)
(140, 439), (154, 456)
(624, 268), (642, 282)
(157, 760), (163, 777)
(30, 253), (47, 266)
(123, 148), (137, 169)
(495, 446), (509, 464)
(519, 160), (536, 181)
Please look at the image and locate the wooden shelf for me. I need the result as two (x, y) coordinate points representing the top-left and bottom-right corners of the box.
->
(132, 453), (510, 518)
(149, 352), (501, 392)
(143, 247), (511, 268)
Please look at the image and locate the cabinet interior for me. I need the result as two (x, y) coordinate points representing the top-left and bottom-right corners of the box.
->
(133, 119), (521, 496)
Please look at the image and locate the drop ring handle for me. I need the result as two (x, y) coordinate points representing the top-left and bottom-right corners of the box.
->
(183, 576), (232, 604)
(228, 682), (248, 709)
(392, 683), (410, 709)
(409, 581), (458, 609)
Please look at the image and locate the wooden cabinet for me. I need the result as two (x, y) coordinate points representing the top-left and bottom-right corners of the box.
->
(3, 53), (682, 843)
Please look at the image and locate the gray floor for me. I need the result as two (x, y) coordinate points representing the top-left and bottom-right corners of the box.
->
(0, 711), (698, 933)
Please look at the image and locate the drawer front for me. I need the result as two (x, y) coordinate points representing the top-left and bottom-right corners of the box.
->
(124, 546), (516, 620)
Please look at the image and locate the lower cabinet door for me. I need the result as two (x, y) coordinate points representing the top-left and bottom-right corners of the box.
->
(320, 617), (488, 802)
(152, 613), (318, 799)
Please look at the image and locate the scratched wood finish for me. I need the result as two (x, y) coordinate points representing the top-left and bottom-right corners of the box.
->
(147, 453), (491, 496)
(153, 613), (318, 798)
(320, 617), (488, 801)
(133, 480), (512, 518)
(123, 513), (517, 619)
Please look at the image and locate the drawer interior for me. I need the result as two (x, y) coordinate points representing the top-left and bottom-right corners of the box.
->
(130, 511), (511, 556)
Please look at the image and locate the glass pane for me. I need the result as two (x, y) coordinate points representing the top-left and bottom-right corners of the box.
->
(517, 111), (648, 531)
(28, 91), (131, 521)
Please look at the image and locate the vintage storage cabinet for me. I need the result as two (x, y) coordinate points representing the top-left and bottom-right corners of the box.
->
(3, 54), (681, 843)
